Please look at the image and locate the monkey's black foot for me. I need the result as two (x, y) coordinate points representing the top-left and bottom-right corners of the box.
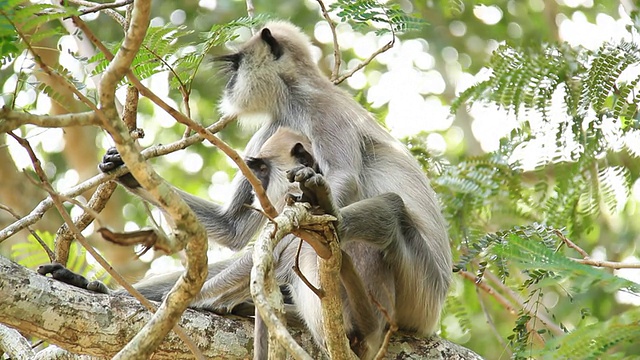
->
(98, 147), (140, 188)
(38, 263), (90, 289)
(38, 263), (110, 294)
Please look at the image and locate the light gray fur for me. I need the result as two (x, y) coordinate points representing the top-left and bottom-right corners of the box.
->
(107, 21), (452, 359)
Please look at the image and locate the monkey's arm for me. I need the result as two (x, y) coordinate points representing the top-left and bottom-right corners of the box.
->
(99, 147), (264, 251)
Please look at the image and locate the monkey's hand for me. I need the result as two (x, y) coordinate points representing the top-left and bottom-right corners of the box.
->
(98, 147), (140, 188)
(38, 263), (110, 294)
(286, 165), (339, 218)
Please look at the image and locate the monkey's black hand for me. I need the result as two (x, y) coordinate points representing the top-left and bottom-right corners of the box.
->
(98, 147), (140, 188)
(286, 165), (338, 217)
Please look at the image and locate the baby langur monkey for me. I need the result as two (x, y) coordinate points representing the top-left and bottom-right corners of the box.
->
(38, 127), (379, 357)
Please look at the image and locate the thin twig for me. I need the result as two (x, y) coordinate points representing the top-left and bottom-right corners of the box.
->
(3, 13), (103, 115)
(7, 132), (205, 359)
(77, 0), (133, 16)
(0, 118), (235, 243)
(316, 0), (341, 81)
(475, 286), (512, 357)
(292, 238), (324, 297)
(555, 229), (588, 258)
(483, 271), (564, 337)
(371, 296), (397, 360)
(72, 15), (277, 219)
(572, 258), (640, 269)
(0, 107), (99, 132)
(459, 270), (519, 317)
(333, 39), (395, 85)
(0, 204), (54, 262)
(556, 229), (640, 269)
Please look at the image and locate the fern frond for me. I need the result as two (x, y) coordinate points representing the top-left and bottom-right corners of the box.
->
(329, 0), (426, 35)
(537, 307), (640, 359)
(494, 233), (639, 293)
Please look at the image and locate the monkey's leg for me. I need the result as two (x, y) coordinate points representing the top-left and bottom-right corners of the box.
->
(99, 147), (265, 251)
(339, 193), (410, 253)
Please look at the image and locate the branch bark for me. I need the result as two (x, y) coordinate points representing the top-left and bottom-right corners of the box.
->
(0, 254), (483, 359)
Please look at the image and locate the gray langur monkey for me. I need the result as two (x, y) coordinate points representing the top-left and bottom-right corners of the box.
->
(213, 19), (452, 340)
(92, 20), (452, 358)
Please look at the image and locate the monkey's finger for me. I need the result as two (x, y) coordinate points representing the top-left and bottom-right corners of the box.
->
(293, 167), (316, 183)
(286, 165), (307, 183)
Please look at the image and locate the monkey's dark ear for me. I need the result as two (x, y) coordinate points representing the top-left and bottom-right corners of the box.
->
(291, 143), (315, 168)
(261, 28), (284, 60)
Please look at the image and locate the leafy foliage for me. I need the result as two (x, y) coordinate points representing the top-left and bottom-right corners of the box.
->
(538, 307), (640, 359)
(0, 0), (78, 65)
(87, 14), (272, 94)
(329, 0), (426, 35)
(441, 38), (640, 359)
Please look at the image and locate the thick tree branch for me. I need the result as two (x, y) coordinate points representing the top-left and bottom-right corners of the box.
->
(0, 323), (35, 359)
(0, 255), (483, 359)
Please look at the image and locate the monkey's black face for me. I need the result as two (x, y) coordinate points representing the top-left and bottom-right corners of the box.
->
(215, 52), (243, 90)
(216, 53), (243, 72)
(246, 157), (271, 190)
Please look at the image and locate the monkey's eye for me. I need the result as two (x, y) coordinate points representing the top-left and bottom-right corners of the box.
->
(260, 28), (283, 60)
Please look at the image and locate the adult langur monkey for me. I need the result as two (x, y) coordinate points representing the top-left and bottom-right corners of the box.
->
(42, 21), (452, 358)
(208, 21), (452, 349)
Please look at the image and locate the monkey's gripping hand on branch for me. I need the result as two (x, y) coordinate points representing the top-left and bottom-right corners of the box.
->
(99, 147), (141, 189)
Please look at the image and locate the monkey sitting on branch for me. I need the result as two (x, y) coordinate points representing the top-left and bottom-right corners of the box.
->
(42, 20), (452, 359)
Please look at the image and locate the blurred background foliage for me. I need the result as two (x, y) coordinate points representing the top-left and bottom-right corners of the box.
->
(2, 0), (640, 359)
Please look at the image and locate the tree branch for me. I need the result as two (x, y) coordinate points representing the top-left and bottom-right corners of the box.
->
(0, 107), (99, 132)
(0, 255), (483, 359)
(316, 0), (341, 81)
(0, 323), (35, 359)
(95, 0), (208, 358)
(0, 118), (234, 244)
